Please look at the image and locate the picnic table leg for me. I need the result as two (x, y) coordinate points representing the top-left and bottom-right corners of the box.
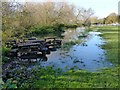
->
(42, 51), (46, 56)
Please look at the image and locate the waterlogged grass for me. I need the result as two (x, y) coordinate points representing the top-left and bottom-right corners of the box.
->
(100, 33), (118, 64)
(61, 40), (82, 51)
(97, 26), (119, 64)
(15, 66), (119, 88)
(2, 66), (119, 89)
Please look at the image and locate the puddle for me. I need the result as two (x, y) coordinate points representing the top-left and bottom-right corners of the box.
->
(33, 28), (113, 72)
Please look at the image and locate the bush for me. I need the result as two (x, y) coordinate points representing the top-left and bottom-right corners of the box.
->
(53, 24), (65, 32)
(65, 24), (78, 28)
(2, 47), (11, 56)
(29, 26), (54, 36)
(53, 24), (65, 37)
(29, 24), (65, 37)
(2, 47), (11, 63)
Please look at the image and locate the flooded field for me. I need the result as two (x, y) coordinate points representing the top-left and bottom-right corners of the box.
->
(36, 27), (113, 72)
(2, 26), (118, 89)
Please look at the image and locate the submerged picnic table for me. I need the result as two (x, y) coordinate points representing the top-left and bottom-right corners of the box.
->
(6, 37), (62, 61)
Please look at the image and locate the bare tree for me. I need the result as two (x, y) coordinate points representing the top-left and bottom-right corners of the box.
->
(23, 2), (76, 26)
(76, 8), (94, 26)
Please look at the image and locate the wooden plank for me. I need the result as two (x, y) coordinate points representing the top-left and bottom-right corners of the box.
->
(18, 43), (41, 47)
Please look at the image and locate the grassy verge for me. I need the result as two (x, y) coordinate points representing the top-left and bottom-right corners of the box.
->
(97, 26), (119, 64)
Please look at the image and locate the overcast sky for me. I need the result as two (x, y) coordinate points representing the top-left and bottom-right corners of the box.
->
(8, 0), (119, 18)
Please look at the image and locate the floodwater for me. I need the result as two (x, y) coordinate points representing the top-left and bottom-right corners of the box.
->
(38, 27), (113, 72)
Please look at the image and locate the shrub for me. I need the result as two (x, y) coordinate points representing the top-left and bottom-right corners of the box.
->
(2, 47), (11, 63)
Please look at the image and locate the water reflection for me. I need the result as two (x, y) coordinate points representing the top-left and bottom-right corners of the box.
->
(16, 54), (48, 64)
(40, 27), (113, 72)
(63, 27), (84, 42)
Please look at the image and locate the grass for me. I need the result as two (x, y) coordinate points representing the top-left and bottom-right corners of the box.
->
(92, 25), (118, 30)
(8, 66), (119, 88)
(97, 26), (119, 64)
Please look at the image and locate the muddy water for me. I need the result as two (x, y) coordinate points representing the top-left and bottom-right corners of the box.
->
(40, 27), (113, 72)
